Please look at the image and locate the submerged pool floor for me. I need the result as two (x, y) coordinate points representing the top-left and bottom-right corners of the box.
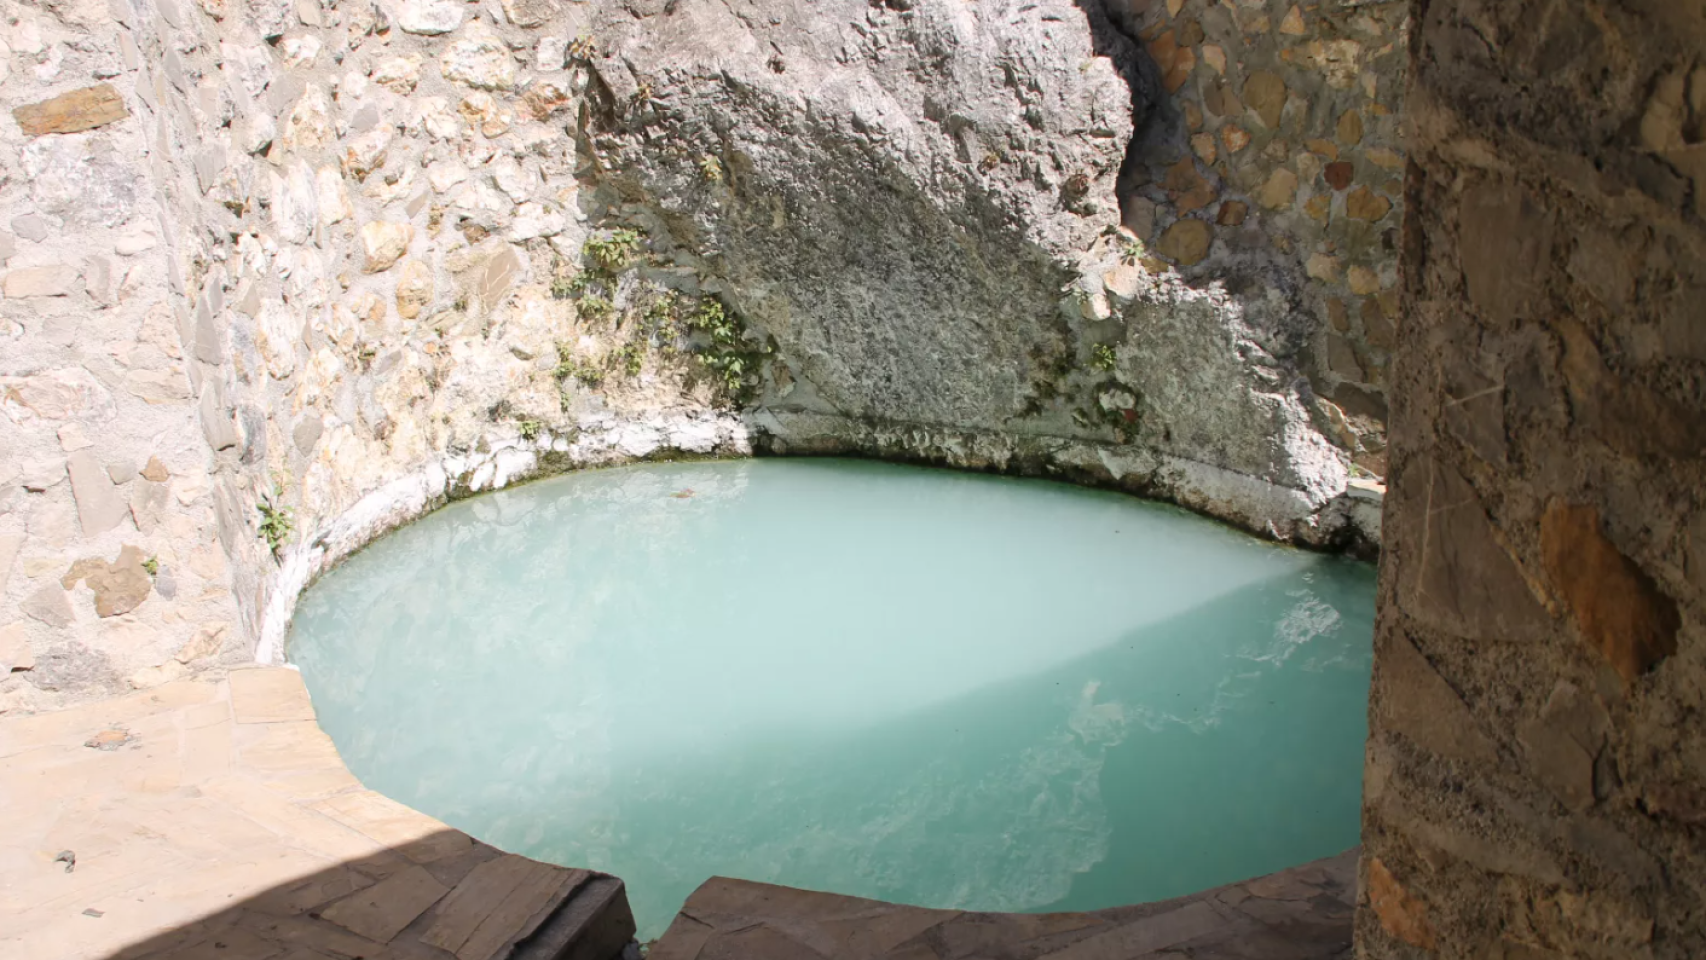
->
(289, 458), (1375, 940)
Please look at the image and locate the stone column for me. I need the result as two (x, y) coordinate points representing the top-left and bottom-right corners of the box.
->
(1361, 1), (1706, 957)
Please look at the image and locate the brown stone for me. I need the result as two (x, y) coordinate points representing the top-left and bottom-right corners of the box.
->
(1163, 159), (1215, 212)
(1324, 161), (1355, 191)
(1146, 31), (1195, 93)
(62, 545), (154, 618)
(1216, 200), (1248, 226)
(1157, 219), (1212, 266)
(1361, 298), (1395, 348)
(1222, 124), (1252, 153)
(1305, 195), (1330, 221)
(1326, 334), (1364, 380)
(1541, 501), (1679, 684)
(1378, 632), (1498, 763)
(1326, 299), (1349, 332)
(22, 583), (74, 627)
(12, 84), (129, 136)
(1347, 186), (1393, 221)
(1368, 858), (1435, 950)
(1279, 4), (1306, 35)
(1203, 79), (1241, 117)
(1244, 71), (1287, 129)
(1460, 180), (1553, 322)
(1257, 168), (1299, 209)
(1396, 457), (1550, 640)
(1337, 109), (1364, 146)
(141, 456), (170, 482)
(1306, 138), (1340, 160)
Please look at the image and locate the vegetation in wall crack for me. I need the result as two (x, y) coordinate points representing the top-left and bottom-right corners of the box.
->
(256, 485), (295, 558)
(699, 154), (724, 183)
(687, 297), (766, 400)
(555, 342), (604, 387)
(517, 418), (544, 441)
(567, 34), (597, 61)
(142, 556), (159, 577)
(584, 229), (642, 273)
(1091, 343), (1118, 372)
(577, 293), (615, 325)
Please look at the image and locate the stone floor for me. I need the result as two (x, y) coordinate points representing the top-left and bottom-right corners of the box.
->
(649, 850), (1358, 960)
(0, 668), (634, 960)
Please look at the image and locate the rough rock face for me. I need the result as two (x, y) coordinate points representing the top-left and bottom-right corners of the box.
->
(578, 0), (1363, 543)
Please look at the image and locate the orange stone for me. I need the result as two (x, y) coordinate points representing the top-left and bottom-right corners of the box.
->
(1325, 161), (1355, 191)
(12, 84), (129, 135)
(1368, 857), (1436, 950)
(1216, 200), (1248, 226)
(1347, 185), (1392, 220)
(1541, 501), (1680, 684)
(1223, 125), (1252, 153)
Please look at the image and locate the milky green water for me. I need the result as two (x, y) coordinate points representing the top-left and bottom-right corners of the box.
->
(289, 458), (1375, 940)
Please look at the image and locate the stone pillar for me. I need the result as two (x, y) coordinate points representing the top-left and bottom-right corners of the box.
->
(1360, 1), (1706, 956)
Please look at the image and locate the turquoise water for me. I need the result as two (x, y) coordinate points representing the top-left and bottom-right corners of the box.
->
(289, 459), (1374, 940)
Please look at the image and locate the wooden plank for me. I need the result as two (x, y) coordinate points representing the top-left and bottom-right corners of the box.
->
(420, 854), (544, 954)
(319, 864), (449, 943)
(13, 84), (128, 135)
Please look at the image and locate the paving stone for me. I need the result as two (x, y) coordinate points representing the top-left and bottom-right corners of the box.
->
(320, 864), (451, 942)
(230, 667), (317, 723)
(313, 790), (476, 863)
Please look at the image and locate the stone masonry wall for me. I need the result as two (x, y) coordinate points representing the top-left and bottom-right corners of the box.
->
(0, 0), (247, 713)
(1360, 1), (1706, 957)
(1108, 0), (1408, 476)
(4, 0), (1397, 707)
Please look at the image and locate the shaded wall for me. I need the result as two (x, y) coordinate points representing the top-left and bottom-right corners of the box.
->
(1360, 0), (1706, 956)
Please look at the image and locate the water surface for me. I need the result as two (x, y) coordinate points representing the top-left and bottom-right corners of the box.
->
(290, 458), (1375, 939)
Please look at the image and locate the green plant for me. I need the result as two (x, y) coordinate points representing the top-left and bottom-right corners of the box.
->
(687, 298), (755, 394)
(567, 34), (597, 61)
(1120, 240), (1146, 265)
(554, 342), (604, 387)
(142, 556), (159, 577)
(577, 294), (614, 324)
(256, 486), (294, 557)
(550, 275), (576, 300)
(641, 290), (683, 346)
(620, 343), (645, 376)
(517, 418), (543, 440)
(584, 229), (642, 273)
(1091, 343), (1118, 371)
(699, 154), (723, 183)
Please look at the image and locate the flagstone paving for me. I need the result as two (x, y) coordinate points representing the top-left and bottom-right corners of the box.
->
(0, 668), (635, 960)
(650, 850), (1358, 960)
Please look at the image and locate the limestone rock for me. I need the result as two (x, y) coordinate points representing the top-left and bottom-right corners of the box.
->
(501, 0), (556, 28)
(281, 85), (334, 153)
(372, 54), (424, 93)
(397, 0), (464, 35)
(342, 127), (393, 181)
(21, 135), (138, 228)
(316, 166), (353, 226)
(0, 623), (33, 673)
(22, 584), (73, 627)
(360, 221), (414, 273)
(509, 202), (566, 241)
(441, 22), (518, 90)
(0, 532), (21, 596)
(1541, 501), (1679, 684)
(395, 260), (435, 320)
(270, 164), (318, 246)
(174, 622), (229, 663)
(62, 545), (153, 618)
(3, 266), (80, 298)
(131, 478), (170, 533)
(66, 450), (128, 536)
(12, 84), (128, 135)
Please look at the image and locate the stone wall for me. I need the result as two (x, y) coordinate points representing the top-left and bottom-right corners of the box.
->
(1107, 0), (1408, 476)
(3, 0), (1396, 708)
(0, 0), (247, 712)
(1360, 1), (1706, 956)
